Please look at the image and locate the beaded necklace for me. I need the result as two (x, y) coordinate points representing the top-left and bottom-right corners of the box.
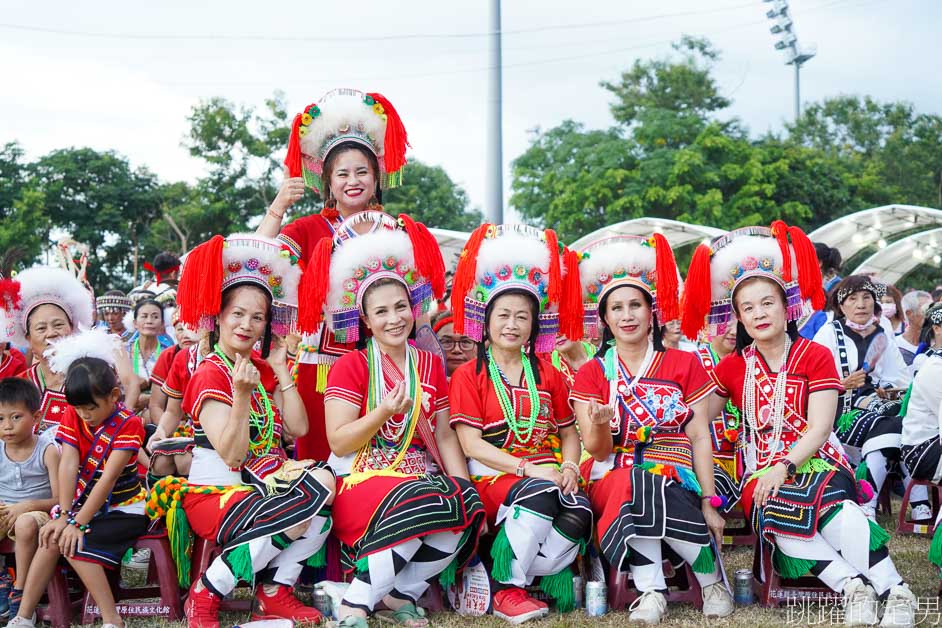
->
(212, 345), (275, 456)
(706, 344), (740, 429)
(487, 347), (540, 443)
(132, 336), (162, 378)
(742, 336), (792, 471)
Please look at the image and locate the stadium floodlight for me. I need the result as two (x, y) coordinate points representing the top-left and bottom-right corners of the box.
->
(763, 0), (815, 120)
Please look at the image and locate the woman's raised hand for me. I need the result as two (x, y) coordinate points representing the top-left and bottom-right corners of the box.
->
(380, 381), (413, 417)
(232, 354), (260, 396)
(587, 400), (614, 425)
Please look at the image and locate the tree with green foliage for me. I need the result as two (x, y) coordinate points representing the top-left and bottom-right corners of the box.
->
(383, 159), (482, 230)
(0, 142), (49, 275)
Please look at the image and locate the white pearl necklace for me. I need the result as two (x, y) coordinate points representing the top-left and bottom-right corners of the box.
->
(743, 336), (792, 473)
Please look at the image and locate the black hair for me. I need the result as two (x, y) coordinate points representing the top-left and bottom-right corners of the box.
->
(814, 242), (842, 274)
(322, 141), (384, 204)
(0, 377), (41, 413)
(920, 303), (942, 346)
(595, 286), (665, 360)
(475, 289), (542, 385)
(133, 298), (164, 322)
(729, 276), (800, 354)
(356, 278), (417, 349)
(64, 357), (119, 407)
(153, 252), (181, 273)
(209, 284), (274, 359)
(828, 275), (883, 319)
(104, 289), (126, 297)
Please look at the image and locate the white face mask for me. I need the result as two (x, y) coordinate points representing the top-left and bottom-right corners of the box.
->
(882, 303), (897, 318)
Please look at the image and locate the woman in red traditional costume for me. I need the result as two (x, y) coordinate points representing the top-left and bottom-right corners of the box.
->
(257, 88), (411, 463)
(682, 222), (916, 627)
(569, 235), (733, 623)
(449, 224), (591, 623)
(312, 211), (484, 628)
(148, 233), (336, 628)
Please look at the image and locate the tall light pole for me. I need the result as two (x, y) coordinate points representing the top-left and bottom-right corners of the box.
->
(764, 0), (816, 122)
(486, 0), (504, 224)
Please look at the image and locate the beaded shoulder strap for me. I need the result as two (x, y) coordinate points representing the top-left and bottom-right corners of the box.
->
(831, 320), (853, 415)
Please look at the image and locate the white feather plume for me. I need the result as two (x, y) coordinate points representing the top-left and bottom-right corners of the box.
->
(578, 238), (655, 291)
(475, 231), (550, 281)
(122, 309), (136, 335)
(326, 229), (414, 310)
(12, 266), (94, 347)
(44, 327), (122, 375)
(300, 90), (386, 161)
(709, 234), (795, 301)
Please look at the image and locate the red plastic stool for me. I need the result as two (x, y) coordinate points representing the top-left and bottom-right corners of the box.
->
(896, 479), (942, 536)
(721, 505), (757, 547)
(190, 535), (253, 611)
(80, 530), (183, 623)
(751, 540), (840, 607)
(607, 560), (703, 611)
(0, 538), (82, 628)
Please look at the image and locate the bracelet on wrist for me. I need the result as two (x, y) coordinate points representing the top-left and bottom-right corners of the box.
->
(280, 382), (297, 393)
(560, 461), (580, 475)
(50, 505), (63, 519)
(267, 208), (285, 221)
(66, 517), (91, 533)
(515, 458), (528, 478)
(701, 495), (728, 509)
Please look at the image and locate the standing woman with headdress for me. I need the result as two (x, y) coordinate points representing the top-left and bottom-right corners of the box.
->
(682, 222), (916, 627)
(3, 267), (139, 433)
(569, 235), (733, 623)
(314, 211), (484, 628)
(449, 225), (592, 624)
(151, 233), (336, 628)
(812, 275), (918, 520)
(256, 89), (412, 463)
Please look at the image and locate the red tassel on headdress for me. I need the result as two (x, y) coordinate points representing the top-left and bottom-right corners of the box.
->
(789, 225), (826, 310)
(177, 235), (225, 328)
(297, 238), (333, 334)
(544, 229), (562, 305)
(652, 233), (679, 323)
(284, 113), (304, 178)
(681, 243), (713, 339)
(0, 278), (21, 312)
(398, 214), (445, 299)
(367, 93), (410, 181)
(770, 220), (793, 283)
(560, 247), (584, 340)
(451, 223), (491, 334)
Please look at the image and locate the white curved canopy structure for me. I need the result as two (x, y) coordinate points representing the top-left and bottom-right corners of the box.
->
(429, 227), (471, 270)
(852, 227), (942, 284)
(807, 205), (942, 261)
(569, 217), (726, 252)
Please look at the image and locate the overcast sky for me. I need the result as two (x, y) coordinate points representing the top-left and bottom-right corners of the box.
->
(2, 0), (937, 221)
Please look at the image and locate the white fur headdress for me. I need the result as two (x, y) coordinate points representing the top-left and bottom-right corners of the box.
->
(7, 266), (94, 347)
(44, 327), (122, 374)
(285, 88), (410, 194)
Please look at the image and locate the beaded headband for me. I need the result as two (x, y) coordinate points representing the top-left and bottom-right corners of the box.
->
(836, 280), (886, 305)
(96, 294), (132, 313)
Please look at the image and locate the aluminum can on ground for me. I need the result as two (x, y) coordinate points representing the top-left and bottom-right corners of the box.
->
(572, 576), (584, 609)
(734, 569), (754, 604)
(585, 581), (607, 616)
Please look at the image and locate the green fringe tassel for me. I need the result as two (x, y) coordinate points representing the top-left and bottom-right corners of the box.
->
(930, 524), (942, 568)
(167, 503), (193, 587)
(855, 459), (869, 481)
(307, 543), (327, 568)
(355, 556), (370, 574)
(691, 545), (715, 574)
(837, 410), (858, 433)
(868, 519), (890, 552)
(773, 549), (816, 579)
(898, 384), (914, 418)
(490, 527), (515, 583)
(796, 457), (836, 474)
(439, 557), (458, 588)
(540, 568), (575, 612)
(227, 544), (254, 585)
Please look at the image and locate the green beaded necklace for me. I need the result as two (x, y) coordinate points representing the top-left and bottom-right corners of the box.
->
(487, 347), (540, 443)
(213, 344), (276, 456)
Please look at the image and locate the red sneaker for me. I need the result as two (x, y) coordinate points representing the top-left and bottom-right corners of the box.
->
(252, 584), (323, 625)
(493, 587), (549, 624)
(184, 581), (221, 628)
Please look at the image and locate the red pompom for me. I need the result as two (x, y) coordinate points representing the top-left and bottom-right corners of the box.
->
(770, 220), (793, 283)
(367, 93), (410, 181)
(284, 113), (304, 178)
(789, 225), (826, 310)
(451, 224), (491, 334)
(0, 279), (21, 312)
(544, 229), (562, 305)
(681, 243), (713, 340)
(297, 238), (334, 334)
(652, 233), (679, 323)
(177, 235), (225, 328)
(559, 247), (584, 340)
(857, 479), (875, 504)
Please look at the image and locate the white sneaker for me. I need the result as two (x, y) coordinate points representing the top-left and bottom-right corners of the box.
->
(702, 581), (734, 618)
(4, 614), (36, 628)
(879, 583), (916, 627)
(910, 504), (932, 522)
(628, 590), (667, 624)
(126, 547), (151, 571)
(843, 577), (879, 626)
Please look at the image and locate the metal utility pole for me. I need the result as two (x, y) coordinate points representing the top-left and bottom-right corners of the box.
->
(764, 0), (816, 122)
(486, 0), (504, 224)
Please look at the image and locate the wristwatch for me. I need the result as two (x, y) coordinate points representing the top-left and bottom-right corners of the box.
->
(781, 458), (797, 477)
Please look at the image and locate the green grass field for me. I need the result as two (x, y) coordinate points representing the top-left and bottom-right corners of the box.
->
(113, 497), (940, 627)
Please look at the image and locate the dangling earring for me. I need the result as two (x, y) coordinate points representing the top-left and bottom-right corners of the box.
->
(322, 192), (338, 219)
(367, 195), (384, 212)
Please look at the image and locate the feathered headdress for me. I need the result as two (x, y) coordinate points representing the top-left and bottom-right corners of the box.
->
(681, 221), (824, 339)
(176, 233), (302, 335)
(284, 88), (410, 194)
(7, 267), (94, 347)
(44, 327), (123, 374)
(450, 224), (582, 353)
(300, 211), (444, 343)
